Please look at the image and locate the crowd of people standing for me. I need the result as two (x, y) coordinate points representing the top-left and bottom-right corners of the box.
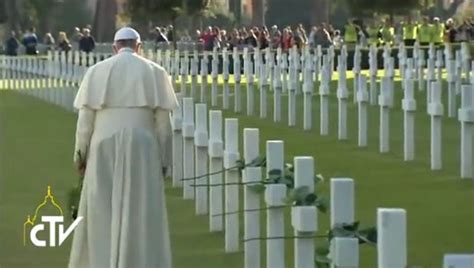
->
(4, 26), (96, 56)
(353, 16), (474, 47)
(151, 16), (474, 51)
(154, 24), (313, 51)
(4, 16), (474, 56)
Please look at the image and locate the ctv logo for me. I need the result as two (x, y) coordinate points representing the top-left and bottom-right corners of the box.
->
(28, 216), (83, 247)
(23, 186), (83, 247)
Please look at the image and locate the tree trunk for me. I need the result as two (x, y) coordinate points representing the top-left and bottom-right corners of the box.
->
(312, 0), (328, 25)
(230, 0), (242, 24)
(5, 0), (21, 31)
(0, 0), (6, 23)
(93, 0), (117, 42)
(251, 0), (263, 25)
(435, 0), (443, 17)
(446, 0), (463, 18)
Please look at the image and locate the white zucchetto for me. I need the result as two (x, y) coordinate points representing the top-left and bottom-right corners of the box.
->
(114, 27), (141, 42)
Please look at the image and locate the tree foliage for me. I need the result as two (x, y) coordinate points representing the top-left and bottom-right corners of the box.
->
(125, 0), (211, 22)
(266, 0), (314, 27)
(186, 0), (211, 15)
(346, 0), (421, 15)
(1, 0), (91, 34)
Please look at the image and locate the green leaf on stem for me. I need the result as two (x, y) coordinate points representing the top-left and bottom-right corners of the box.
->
(315, 243), (330, 256)
(235, 159), (246, 170)
(303, 193), (318, 205)
(329, 222), (377, 245)
(285, 163), (294, 172)
(281, 175), (294, 188)
(68, 186), (81, 220)
(315, 254), (331, 268)
(68, 150), (86, 220)
(285, 186), (310, 205)
(357, 227), (377, 244)
(314, 174), (325, 183)
(285, 186), (328, 211)
(343, 221), (360, 232)
(315, 196), (329, 213)
(248, 184), (266, 193)
(268, 169), (283, 178)
(248, 156), (266, 167)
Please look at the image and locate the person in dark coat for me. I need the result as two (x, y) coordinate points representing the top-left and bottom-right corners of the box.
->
(22, 28), (38, 55)
(154, 27), (169, 50)
(166, 25), (174, 43)
(5, 31), (20, 56)
(155, 27), (169, 43)
(313, 24), (332, 48)
(445, 18), (457, 43)
(166, 25), (175, 49)
(245, 29), (258, 48)
(79, 28), (96, 53)
(258, 28), (270, 49)
(71, 27), (83, 50)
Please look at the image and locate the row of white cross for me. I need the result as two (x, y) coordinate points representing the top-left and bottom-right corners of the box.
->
(172, 93), (409, 268)
(155, 44), (474, 179)
(162, 43), (473, 267)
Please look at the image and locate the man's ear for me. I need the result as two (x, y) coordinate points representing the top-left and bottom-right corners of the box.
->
(135, 42), (142, 53)
(112, 44), (118, 54)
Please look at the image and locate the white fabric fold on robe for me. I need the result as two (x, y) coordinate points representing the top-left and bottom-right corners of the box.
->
(70, 125), (171, 268)
(74, 49), (178, 111)
(73, 107), (173, 169)
(69, 49), (177, 268)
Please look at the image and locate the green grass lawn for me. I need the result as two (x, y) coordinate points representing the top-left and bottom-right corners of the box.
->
(0, 73), (473, 267)
(0, 91), (243, 268)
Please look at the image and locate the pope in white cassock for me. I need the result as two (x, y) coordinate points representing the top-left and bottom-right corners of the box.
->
(68, 27), (178, 268)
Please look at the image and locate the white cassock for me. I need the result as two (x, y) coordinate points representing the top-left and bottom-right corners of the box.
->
(69, 47), (178, 268)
